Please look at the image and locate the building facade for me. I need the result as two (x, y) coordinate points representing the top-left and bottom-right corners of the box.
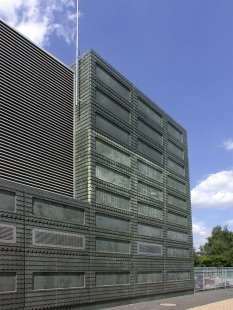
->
(0, 19), (194, 310)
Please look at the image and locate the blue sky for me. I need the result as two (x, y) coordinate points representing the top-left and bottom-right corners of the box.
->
(1, 0), (233, 248)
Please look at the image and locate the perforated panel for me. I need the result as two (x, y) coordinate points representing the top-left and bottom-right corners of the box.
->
(138, 160), (162, 182)
(167, 230), (188, 242)
(0, 273), (16, 293)
(138, 181), (163, 200)
(96, 164), (130, 188)
(96, 272), (130, 287)
(167, 247), (189, 257)
(167, 158), (184, 176)
(33, 229), (85, 249)
(137, 272), (162, 284)
(167, 212), (187, 226)
(137, 202), (162, 219)
(167, 194), (186, 209)
(96, 139), (130, 166)
(96, 188), (130, 210)
(0, 224), (16, 244)
(137, 242), (162, 255)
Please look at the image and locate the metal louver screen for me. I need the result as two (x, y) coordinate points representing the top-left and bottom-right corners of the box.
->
(0, 224), (16, 244)
(138, 242), (162, 255)
(33, 229), (85, 249)
(1, 21), (73, 197)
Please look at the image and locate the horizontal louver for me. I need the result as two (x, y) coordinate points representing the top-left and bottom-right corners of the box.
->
(33, 229), (85, 250)
(0, 224), (16, 244)
(1, 21), (73, 197)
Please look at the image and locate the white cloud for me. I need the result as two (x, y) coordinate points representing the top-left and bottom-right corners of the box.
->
(224, 219), (233, 228)
(192, 221), (210, 249)
(0, 0), (80, 46)
(191, 170), (233, 209)
(221, 139), (233, 151)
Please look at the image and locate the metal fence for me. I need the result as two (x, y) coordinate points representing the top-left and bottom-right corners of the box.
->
(194, 268), (233, 292)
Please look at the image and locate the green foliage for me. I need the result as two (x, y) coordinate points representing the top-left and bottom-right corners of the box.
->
(194, 225), (233, 267)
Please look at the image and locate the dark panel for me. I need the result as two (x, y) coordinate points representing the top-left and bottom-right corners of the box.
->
(96, 238), (130, 253)
(138, 139), (162, 163)
(33, 272), (84, 290)
(137, 272), (162, 284)
(96, 65), (130, 101)
(33, 198), (84, 224)
(0, 189), (16, 211)
(0, 273), (16, 293)
(167, 123), (183, 142)
(96, 272), (130, 286)
(168, 141), (183, 159)
(137, 98), (162, 125)
(138, 223), (161, 238)
(96, 213), (130, 232)
(96, 89), (130, 122)
(138, 118), (162, 144)
(96, 114), (130, 145)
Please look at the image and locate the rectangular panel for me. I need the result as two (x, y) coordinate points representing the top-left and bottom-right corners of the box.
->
(96, 238), (130, 254)
(137, 242), (162, 255)
(138, 160), (162, 182)
(138, 139), (162, 163)
(167, 247), (189, 258)
(96, 164), (130, 188)
(0, 224), (16, 244)
(96, 188), (130, 210)
(137, 272), (162, 284)
(96, 65), (130, 101)
(137, 202), (162, 219)
(96, 89), (130, 122)
(33, 229), (85, 249)
(167, 272), (190, 281)
(137, 223), (161, 238)
(96, 272), (130, 287)
(167, 212), (187, 226)
(96, 139), (130, 166)
(167, 194), (186, 209)
(0, 189), (16, 211)
(167, 141), (183, 159)
(138, 181), (162, 201)
(167, 230), (188, 242)
(167, 158), (184, 176)
(138, 119), (162, 144)
(33, 272), (84, 290)
(137, 98), (162, 125)
(167, 123), (183, 142)
(96, 114), (130, 145)
(96, 213), (130, 232)
(167, 177), (185, 193)
(0, 273), (16, 293)
(33, 198), (84, 224)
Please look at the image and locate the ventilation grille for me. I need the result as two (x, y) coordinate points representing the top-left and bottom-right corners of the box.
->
(137, 242), (162, 255)
(33, 229), (85, 250)
(0, 224), (16, 244)
(1, 21), (73, 197)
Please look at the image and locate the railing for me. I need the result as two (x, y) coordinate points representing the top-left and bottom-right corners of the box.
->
(194, 268), (233, 292)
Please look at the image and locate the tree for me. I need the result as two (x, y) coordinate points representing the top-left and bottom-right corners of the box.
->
(194, 225), (233, 267)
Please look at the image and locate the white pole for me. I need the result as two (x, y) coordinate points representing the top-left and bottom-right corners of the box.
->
(74, 0), (79, 198)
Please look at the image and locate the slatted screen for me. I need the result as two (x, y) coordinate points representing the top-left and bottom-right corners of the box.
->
(1, 20), (74, 197)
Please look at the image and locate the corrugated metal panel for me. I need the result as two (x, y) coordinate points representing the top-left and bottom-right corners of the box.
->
(0, 20), (73, 197)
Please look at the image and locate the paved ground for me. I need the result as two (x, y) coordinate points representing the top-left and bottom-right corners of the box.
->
(104, 288), (233, 310)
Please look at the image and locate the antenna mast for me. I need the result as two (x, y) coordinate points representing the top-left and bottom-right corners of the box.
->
(74, 0), (79, 198)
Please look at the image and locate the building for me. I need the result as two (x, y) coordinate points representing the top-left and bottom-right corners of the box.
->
(0, 19), (194, 310)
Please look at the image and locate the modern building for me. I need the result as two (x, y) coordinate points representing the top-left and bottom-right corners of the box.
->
(0, 19), (194, 310)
